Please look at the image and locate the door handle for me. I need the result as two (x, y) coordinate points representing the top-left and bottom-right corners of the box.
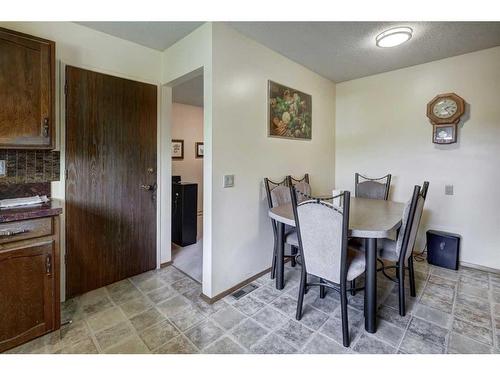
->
(141, 184), (153, 191)
(0, 229), (29, 238)
(42, 118), (49, 137)
(46, 254), (52, 275)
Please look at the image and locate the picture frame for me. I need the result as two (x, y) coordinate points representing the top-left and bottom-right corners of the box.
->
(433, 124), (457, 144)
(268, 80), (312, 140)
(195, 142), (204, 158)
(171, 139), (184, 159)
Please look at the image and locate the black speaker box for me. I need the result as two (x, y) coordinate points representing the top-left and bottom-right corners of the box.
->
(426, 230), (460, 270)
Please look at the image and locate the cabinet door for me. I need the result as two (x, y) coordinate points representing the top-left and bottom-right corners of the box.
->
(0, 28), (55, 149)
(0, 241), (55, 352)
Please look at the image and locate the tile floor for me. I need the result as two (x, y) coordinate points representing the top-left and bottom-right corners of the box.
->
(5, 260), (500, 354)
(172, 239), (203, 283)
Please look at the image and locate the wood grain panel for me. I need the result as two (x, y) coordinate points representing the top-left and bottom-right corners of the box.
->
(0, 27), (55, 149)
(0, 241), (55, 352)
(0, 217), (53, 245)
(65, 66), (157, 298)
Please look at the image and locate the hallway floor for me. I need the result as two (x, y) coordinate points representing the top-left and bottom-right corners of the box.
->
(5, 261), (500, 354)
(172, 239), (203, 283)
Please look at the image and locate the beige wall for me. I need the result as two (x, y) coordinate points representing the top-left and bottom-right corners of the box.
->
(209, 24), (336, 296)
(335, 46), (500, 271)
(171, 103), (204, 214)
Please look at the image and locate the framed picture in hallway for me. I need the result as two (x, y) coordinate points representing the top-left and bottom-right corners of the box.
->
(172, 139), (184, 159)
(195, 142), (204, 158)
(268, 80), (312, 140)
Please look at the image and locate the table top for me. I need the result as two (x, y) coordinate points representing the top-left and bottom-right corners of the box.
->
(269, 197), (405, 239)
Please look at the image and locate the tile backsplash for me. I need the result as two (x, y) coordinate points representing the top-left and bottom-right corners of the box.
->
(0, 149), (60, 185)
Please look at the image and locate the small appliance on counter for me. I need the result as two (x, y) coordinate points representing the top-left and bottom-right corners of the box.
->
(0, 195), (50, 209)
(426, 230), (461, 270)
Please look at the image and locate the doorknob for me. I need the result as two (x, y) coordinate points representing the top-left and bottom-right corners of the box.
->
(141, 184), (153, 191)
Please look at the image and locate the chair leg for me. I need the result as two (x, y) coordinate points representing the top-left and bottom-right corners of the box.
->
(350, 279), (356, 296)
(296, 268), (307, 320)
(302, 269), (308, 294)
(408, 256), (416, 297)
(270, 239), (277, 280)
(291, 246), (297, 267)
(398, 263), (406, 316)
(319, 278), (326, 299)
(341, 282), (350, 347)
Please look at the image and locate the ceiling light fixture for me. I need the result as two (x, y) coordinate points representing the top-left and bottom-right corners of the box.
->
(376, 27), (413, 48)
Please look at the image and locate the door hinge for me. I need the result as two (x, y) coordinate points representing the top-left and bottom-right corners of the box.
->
(64, 82), (68, 95)
(65, 169), (68, 180)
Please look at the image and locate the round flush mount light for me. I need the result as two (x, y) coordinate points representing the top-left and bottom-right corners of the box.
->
(376, 27), (413, 48)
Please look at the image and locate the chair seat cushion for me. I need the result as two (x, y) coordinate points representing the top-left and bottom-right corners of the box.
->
(285, 230), (298, 246)
(346, 247), (366, 281)
(377, 238), (399, 261)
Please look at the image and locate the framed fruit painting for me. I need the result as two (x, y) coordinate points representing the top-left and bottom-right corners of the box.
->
(268, 80), (312, 140)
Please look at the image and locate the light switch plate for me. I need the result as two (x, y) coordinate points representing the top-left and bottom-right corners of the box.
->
(445, 184), (454, 195)
(223, 174), (234, 188)
(0, 160), (6, 177)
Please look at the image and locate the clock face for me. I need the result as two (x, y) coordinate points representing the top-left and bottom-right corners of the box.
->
(432, 98), (458, 119)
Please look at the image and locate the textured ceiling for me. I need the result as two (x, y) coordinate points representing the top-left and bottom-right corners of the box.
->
(228, 22), (500, 82)
(172, 74), (204, 107)
(76, 22), (203, 50)
(77, 21), (500, 83)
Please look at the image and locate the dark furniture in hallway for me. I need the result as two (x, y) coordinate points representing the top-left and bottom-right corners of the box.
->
(172, 181), (198, 247)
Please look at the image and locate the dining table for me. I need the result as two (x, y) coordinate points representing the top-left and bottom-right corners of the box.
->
(268, 197), (405, 333)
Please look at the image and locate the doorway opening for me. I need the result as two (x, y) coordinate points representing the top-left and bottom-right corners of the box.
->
(170, 72), (204, 283)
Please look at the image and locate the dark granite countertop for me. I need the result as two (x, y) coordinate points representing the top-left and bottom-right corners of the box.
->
(0, 199), (63, 223)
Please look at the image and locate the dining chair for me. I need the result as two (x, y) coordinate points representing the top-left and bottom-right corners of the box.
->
(264, 177), (299, 279)
(289, 174), (312, 203)
(289, 181), (365, 347)
(377, 181), (429, 316)
(350, 172), (391, 295)
(355, 173), (392, 200)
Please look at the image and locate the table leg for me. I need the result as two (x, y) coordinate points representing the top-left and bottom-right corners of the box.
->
(365, 237), (377, 333)
(276, 222), (285, 290)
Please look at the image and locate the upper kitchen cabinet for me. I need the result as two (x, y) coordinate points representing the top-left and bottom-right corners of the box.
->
(0, 28), (55, 149)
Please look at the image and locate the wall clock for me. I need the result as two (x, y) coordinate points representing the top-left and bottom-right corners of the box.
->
(426, 93), (465, 144)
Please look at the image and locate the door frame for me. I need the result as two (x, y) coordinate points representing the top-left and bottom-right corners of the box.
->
(58, 61), (161, 300)
(161, 67), (212, 297)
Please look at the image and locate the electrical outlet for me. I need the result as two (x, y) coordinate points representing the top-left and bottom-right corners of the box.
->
(445, 184), (454, 195)
(223, 174), (234, 188)
(0, 160), (6, 177)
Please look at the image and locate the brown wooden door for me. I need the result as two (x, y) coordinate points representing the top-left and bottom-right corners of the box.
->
(0, 27), (55, 149)
(0, 242), (55, 352)
(65, 66), (157, 298)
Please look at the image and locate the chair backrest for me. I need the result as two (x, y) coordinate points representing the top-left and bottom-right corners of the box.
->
(289, 177), (350, 285)
(290, 174), (311, 203)
(264, 177), (289, 209)
(355, 173), (391, 200)
(396, 182), (430, 263)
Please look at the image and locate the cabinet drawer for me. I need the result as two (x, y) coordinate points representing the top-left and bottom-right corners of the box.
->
(0, 218), (53, 244)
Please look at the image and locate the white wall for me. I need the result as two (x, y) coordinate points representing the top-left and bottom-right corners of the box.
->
(161, 23), (213, 295)
(0, 22), (162, 298)
(171, 102), (204, 235)
(335, 46), (500, 271)
(209, 24), (336, 296)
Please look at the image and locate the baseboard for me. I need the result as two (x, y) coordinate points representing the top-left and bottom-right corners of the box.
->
(460, 261), (500, 275)
(160, 261), (173, 268)
(200, 266), (273, 305)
